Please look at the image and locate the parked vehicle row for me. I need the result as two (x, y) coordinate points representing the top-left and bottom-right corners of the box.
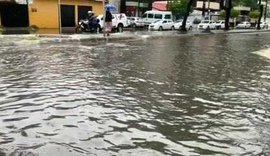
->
(76, 10), (269, 33)
(145, 19), (269, 31)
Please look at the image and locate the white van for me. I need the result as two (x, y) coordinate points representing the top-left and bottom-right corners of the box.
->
(141, 10), (172, 26)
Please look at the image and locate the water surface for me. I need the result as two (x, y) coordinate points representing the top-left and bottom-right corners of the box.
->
(0, 33), (270, 155)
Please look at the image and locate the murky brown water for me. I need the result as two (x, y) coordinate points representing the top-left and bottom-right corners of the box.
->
(0, 33), (270, 155)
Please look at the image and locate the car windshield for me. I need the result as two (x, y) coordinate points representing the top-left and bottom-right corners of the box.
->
(142, 14), (147, 18)
(153, 20), (161, 23)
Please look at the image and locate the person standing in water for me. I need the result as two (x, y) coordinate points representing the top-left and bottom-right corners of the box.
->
(104, 8), (113, 36)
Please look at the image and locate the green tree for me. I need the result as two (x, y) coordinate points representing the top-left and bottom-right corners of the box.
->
(249, 10), (260, 18)
(257, 0), (263, 29)
(180, 0), (195, 31)
(239, 0), (258, 10)
(231, 9), (240, 18)
(225, 0), (232, 30)
(168, 0), (189, 18)
(220, 9), (239, 19)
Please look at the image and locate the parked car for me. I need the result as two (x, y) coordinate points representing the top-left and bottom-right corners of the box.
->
(97, 13), (129, 32)
(173, 20), (192, 30)
(236, 21), (251, 29)
(148, 20), (174, 31)
(255, 21), (269, 29)
(142, 10), (173, 26)
(128, 16), (145, 28)
(197, 20), (216, 30)
(215, 20), (225, 29)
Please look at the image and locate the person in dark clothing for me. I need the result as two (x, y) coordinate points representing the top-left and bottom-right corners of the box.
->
(104, 9), (113, 36)
(87, 11), (95, 29)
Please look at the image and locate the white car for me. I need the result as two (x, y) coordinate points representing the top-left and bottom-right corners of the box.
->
(236, 21), (251, 29)
(215, 20), (225, 29)
(148, 20), (174, 31)
(256, 22), (268, 29)
(197, 20), (216, 30)
(173, 20), (192, 30)
(97, 13), (129, 32)
(128, 17), (145, 27)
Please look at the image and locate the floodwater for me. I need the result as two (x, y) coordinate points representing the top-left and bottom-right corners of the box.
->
(0, 33), (270, 156)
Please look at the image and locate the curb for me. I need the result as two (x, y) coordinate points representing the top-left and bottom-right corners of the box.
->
(1, 30), (270, 44)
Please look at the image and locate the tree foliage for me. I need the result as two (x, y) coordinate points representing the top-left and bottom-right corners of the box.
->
(220, 9), (239, 19)
(168, 0), (190, 18)
(249, 10), (260, 18)
(231, 9), (240, 18)
(238, 0), (258, 10)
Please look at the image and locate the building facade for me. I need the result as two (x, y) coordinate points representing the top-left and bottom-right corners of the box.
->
(120, 0), (152, 17)
(0, 0), (103, 28)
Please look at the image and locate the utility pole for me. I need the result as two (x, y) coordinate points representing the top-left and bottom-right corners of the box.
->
(58, 0), (62, 34)
(207, 0), (210, 19)
(202, 0), (206, 19)
(103, 0), (106, 36)
(264, 0), (268, 21)
(137, 0), (140, 17)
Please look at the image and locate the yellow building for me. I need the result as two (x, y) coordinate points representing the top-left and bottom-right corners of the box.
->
(0, 0), (103, 29)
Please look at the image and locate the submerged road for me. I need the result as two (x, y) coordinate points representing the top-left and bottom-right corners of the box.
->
(0, 32), (270, 155)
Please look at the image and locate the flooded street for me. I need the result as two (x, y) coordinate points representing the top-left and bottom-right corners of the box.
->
(0, 33), (270, 155)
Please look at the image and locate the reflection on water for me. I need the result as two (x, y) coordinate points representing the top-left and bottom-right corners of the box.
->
(0, 33), (270, 155)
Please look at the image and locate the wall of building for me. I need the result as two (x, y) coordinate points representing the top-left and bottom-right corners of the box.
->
(28, 0), (58, 28)
(28, 0), (103, 29)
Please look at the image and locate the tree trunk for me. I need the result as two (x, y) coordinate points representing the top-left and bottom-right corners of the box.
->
(264, 0), (268, 21)
(202, 0), (206, 18)
(257, 3), (263, 30)
(225, 0), (232, 30)
(180, 0), (194, 32)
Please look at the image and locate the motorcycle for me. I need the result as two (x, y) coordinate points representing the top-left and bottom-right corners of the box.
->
(75, 17), (101, 33)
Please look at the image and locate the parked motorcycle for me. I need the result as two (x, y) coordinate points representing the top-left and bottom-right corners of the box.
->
(75, 17), (101, 33)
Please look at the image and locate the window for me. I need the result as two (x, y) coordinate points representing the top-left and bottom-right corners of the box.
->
(142, 14), (147, 18)
(148, 13), (153, 18)
(154, 14), (162, 19)
(164, 14), (171, 19)
(162, 21), (167, 23)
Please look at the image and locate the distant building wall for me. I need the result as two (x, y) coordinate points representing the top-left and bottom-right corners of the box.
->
(0, 0), (103, 28)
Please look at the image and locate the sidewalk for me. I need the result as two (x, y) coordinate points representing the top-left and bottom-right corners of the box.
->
(1, 29), (270, 44)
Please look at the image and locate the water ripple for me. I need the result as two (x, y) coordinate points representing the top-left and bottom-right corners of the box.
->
(0, 34), (270, 155)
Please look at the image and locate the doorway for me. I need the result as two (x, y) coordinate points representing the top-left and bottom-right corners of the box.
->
(78, 6), (92, 22)
(0, 3), (29, 27)
(61, 5), (75, 27)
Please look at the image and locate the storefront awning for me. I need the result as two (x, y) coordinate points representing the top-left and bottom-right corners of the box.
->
(152, 1), (167, 11)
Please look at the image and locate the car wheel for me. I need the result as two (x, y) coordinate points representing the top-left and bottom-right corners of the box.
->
(189, 26), (192, 30)
(117, 24), (124, 32)
(171, 26), (175, 30)
(159, 26), (163, 31)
